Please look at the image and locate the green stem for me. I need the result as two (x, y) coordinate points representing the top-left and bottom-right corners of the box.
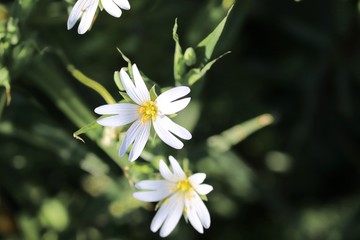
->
(54, 49), (116, 104)
(66, 65), (116, 104)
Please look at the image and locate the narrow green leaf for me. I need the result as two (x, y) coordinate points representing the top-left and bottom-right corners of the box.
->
(197, 4), (233, 62)
(186, 51), (231, 86)
(73, 120), (101, 143)
(173, 18), (186, 82)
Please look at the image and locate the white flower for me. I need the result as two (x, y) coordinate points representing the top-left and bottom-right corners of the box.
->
(94, 64), (192, 161)
(133, 156), (213, 238)
(67, 0), (130, 34)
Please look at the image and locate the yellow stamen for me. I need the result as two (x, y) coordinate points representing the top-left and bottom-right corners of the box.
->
(139, 101), (158, 124)
(176, 179), (192, 193)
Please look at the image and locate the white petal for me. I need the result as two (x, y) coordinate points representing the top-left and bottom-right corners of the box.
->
(132, 64), (150, 102)
(159, 194), (185, 237)
(168, 156), (186, 181)
(194, 184), (213, 195)
(120, 68), (144, 105)
(135, 180), (168, 190)
(193, 194), (211, 229)
(151, 194), (176, 233)
(153, 117), (184, 149)
(157, 97), (191, 115)
(94, 103), (138, 114)
(189, 173), (206, 186)
(159, 160), (177, 182)
(133, 189), (171, 202)
(67, 0), (87, 30)
(160, 116), (192, 140)
(113, 0), (130, 10)
(185, 198), (204, 234)
(77, 0), (98, 34)
(95, 104), (139, 127)
(128, 121), (151, 161)
(96, 114), (137, 127)
(119, 119), (142, 157)
(156, 86), (190, 106)
(101, 0), (122, 17)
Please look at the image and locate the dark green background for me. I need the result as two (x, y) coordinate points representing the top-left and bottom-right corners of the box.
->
(1, 0), (360, 239)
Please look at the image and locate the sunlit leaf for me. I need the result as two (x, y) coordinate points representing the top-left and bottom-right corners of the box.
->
(196, 4), (233, 63)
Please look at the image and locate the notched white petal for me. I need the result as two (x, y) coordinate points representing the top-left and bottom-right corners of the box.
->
(135, 180), (168, 190)
(193, 195), (211, 229)
(189, 173), (206, 186)
(156, 86), (191, 106)
(132, 64), (150, 102)
(168, 156), (186, 180)
(161, 116), (192, 140)
(159, 194), (184, 237)
(120, 68), (143, 105)
(133, 190), (170, 202)
(96, 114), (136, 127)
(153, 118), (184, 149)
(77, 0), (98, 34)
(194, 184), (213, 195)
(151, 194), (177, 233)
(94, 103), (138, 114)
(119, 119), (142, 157)
(157, 97), (191, 115)
(159, 160), (176, 182)
(185, 199), (204, 234)
(114, 0), (130, 10)
(67, 0), (87, 30)
(101, 0), (122, 17)
(128, 121), (151, 161)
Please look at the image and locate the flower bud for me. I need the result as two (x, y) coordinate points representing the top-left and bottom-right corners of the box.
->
(184, 47), (197, 66)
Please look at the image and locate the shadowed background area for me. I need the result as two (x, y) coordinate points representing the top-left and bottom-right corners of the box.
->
(1, 0), (360, 239)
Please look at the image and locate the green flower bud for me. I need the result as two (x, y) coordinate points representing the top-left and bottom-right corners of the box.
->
(184, 47), (197, 67)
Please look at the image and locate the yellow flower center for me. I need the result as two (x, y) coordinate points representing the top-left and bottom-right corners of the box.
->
(139, 101), (158, 124)
(176, 179), (192, 193)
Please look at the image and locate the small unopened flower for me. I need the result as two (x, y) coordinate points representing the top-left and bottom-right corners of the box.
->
(95, 64), (192, 161)
(67, 0), (130, 34)
(133, 156), (213, 238)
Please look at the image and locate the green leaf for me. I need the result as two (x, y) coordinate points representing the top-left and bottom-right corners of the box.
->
(197, 4), (233, 63)
(73, 120), (101, 143)
(185, 51), (231, 86)
(173, 18), (186, 82)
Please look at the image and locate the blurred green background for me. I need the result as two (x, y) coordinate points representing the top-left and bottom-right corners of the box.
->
(1, 0), (360, 239)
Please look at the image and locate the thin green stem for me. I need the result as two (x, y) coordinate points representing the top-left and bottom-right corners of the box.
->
(66, 65), (116, 104)
(54, 49), (116, 104)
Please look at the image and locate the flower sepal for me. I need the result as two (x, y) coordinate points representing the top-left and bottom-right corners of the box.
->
(200, 194), (209, 202)
(119, 91), (135, 103)
(98, 1), (104, 11)
(114, 71), (124, 91)
(149, 85), (158, 101)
